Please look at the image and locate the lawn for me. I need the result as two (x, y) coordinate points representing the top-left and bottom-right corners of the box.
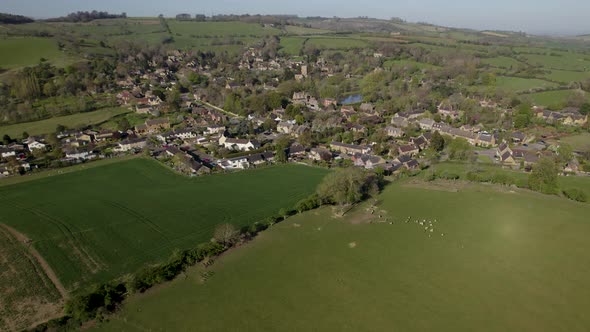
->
(0, 225), (62, 331)
(0, 37), (73, 69)
(94, 178), (590, 331)
(0, 107), (131, 138)
(494, 76), (558, 92)
(0, 159), (328, 292)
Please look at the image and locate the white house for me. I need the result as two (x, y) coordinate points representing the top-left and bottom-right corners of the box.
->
(0, 147), (16, 159)
(218, 156), (249, 170)
(115, 138), (147, 152)
(27, 141), (47, 151)
(206, 125), (226, 135)
(219, 136), (260, 151)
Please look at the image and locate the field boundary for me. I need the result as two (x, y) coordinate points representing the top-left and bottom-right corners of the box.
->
(0, 223), (69, 299)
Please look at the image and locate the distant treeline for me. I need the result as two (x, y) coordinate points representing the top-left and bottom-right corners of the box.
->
(0, 13), (34, 24)
(46, 10), (127, 23)
(175, 13), (297, 24)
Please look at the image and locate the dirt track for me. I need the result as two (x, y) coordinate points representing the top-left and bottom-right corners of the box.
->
(0, 223), (68, 299)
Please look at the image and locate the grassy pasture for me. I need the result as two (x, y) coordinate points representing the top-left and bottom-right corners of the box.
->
(0, 37), (72, 69)
(521, 53), (590, 71)
(480, 56), (521, 69)
(494, 76), (558, 92)
(280, 36), (306, 55)
(544, 69), (590, 83)
(94, 178), (590, 331)
(0, 226), (61, 331)
(168, 21), (280, 37)
(522, 89), (589, 109)
(0, 107), (131, 138)
(283, 25), (331, 35)
(305, 36), (369, 49)
(383, 59), (439, 70)
(0, 159), (328, 291)
(560, 133), (590, 153)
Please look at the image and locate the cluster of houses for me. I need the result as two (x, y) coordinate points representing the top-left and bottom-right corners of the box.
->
(533, 107), (588, 127)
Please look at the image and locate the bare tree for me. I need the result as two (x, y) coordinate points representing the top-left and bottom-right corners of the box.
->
(213, 223), (239, 246)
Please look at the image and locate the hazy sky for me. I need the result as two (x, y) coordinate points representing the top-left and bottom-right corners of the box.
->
(2, 0), (590, 35)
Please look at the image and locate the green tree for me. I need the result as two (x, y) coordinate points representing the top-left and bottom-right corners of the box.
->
(316, 167), (379, 208)
(556, 143), (573, 166)
(22, 131), (29, 139)
(528, 157), (559, 194)
(3, 134), (12, 145)
(431, 131), (445, 152)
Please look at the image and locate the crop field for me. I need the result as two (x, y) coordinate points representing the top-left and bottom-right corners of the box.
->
(94, 178), (590, 331)
(0, 225), (62, 331)
(0, 37), (71, 69)
(0, 107), (131, 137)
(494, 76), (558, 92)
(0, 159), (328, 291)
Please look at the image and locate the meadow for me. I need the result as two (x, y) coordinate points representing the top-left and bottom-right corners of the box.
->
(494, 76), (558, 92)
(560, 133), (590, 153)
(0, 37), (72, 69)
(0, 159), (328, 292)
(0, 107), (131, 137)
(94, 178), (590, 331)
(480, 56), (522, 69)
(522, 89), (589, 109)
(383, 59), (439, 70)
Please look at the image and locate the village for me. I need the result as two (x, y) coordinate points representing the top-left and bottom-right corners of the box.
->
(1, 46), (589, 179)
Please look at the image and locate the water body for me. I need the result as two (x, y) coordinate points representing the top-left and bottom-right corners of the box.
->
(340, 94), (363, 105)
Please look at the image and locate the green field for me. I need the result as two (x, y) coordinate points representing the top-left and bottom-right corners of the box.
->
(521, 52), (590, 71)
(560, 133), (590, 152)
(544, 69), (590, 83)
(480, 56), (522, 69)
(384, 59), (439, 70)
(494, 76), (558, 92)
(280, 37), (306, 55)
(0, 159), (328, 291)
(305, 36), (369, 49)
(168, 21), (280, 37)
(0, 107), (131, 138)
(0, 225), (61, 331)
(94, 178), (590, 331)
(0, 37), (73, 69)
(522, 89), (589, 109)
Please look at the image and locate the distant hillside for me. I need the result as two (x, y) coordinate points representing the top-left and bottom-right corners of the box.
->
(0, 13), (34, 24)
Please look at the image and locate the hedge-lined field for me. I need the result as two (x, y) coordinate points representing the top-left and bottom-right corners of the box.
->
(95, 178), (590, 331)
(0, 159), (328, 292)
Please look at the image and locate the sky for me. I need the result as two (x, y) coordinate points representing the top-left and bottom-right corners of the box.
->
(2, 0), (590, 35)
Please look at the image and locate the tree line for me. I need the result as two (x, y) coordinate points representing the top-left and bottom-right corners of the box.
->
(46, 11), (127, 23)
(0, 13), (34, 24)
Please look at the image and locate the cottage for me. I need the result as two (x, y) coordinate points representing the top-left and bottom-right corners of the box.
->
(145, 119), (171, 133)
(385, 126), (404, 138)
(330, 142), (371, 155)
(391, 116), (409, 128)
(352, 153), (385, 169)
(26, 140), (47, 151)
(205, 125), (226, 135)
(418, 118), (435, 131)
(398, 144), (419, 156)
(310, 148), (333, 161)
